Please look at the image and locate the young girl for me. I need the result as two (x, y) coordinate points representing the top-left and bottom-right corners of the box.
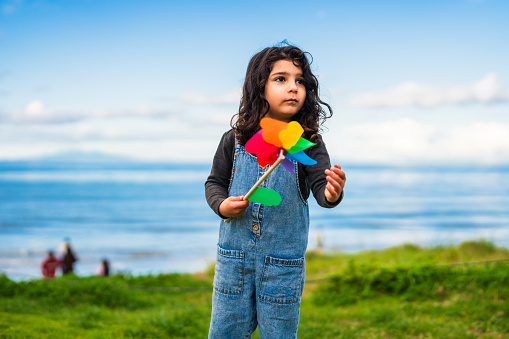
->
(205, 44), (346, 338)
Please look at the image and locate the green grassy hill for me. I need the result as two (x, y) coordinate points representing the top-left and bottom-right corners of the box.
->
(1, 240), (508, 338)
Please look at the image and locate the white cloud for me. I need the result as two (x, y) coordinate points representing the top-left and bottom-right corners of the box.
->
(0, 142), (64, 160)
(74, 139), (219, 163)
(330, 119), (509, 165)
(436, 122), (509, 161)
(90, 107), (179, 120)
(333, 119), (437, 163)
(2, 100), (180, 124)
(3, 118), (509, 165)
(25, 100), (47, 117)
(72, 125), (139, 141)
(6, 100), (81, 124)
(348, 73), (509, 108)
(181, 89), (241, 105)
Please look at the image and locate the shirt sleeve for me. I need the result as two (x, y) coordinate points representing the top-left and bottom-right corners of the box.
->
(303, 136), (344, 208)
(205, 130), (235, 218)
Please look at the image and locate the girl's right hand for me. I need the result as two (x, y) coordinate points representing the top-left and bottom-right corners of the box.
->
(219, 196), (250, 218)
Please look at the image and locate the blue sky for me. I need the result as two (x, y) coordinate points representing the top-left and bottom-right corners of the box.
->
(1, 0), (508, 165)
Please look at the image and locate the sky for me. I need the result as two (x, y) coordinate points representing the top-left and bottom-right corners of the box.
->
(1, 0), (508, 165)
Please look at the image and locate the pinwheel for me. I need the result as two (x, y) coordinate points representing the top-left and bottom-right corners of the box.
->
(243, 117), (317, 206)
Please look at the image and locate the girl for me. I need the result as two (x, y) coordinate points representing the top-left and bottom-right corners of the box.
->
(205, 44), (346, 338)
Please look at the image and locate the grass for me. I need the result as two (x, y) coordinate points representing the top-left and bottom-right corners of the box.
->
(1, 240), (508, 338)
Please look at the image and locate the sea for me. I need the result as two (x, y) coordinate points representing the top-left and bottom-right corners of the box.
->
(1, 157), (508, 281)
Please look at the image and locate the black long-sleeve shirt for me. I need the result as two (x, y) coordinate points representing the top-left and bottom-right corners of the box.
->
(205, 129), (343, 218)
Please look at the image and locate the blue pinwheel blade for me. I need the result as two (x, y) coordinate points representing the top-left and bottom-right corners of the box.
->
(285, 151), (317, 165)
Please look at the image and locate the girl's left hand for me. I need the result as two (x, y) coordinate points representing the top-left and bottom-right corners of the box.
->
(324, 164), (346, 203)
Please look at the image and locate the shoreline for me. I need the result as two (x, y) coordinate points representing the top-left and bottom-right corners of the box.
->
(3, 237), (508, 282)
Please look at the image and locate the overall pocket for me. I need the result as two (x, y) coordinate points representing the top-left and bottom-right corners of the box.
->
(259, 256), (305, 304)
(213, 245), (245, 295)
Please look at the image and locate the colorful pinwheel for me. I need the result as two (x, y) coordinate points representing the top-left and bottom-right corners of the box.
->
(243, 117), (317, 206)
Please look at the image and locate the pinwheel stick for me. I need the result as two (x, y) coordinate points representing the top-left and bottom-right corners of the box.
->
(244, 149), (285, 201)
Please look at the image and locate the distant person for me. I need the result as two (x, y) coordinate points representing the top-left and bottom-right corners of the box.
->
(58, 237), (71, 254)
(61, 242), (78, 274)
(96, 259), (110, 277)
(316, 231), (324, 255)
(41, 251), (61, 278)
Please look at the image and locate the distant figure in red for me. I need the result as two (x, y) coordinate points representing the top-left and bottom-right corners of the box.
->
(96, 259), (110, 277)
(41, 251), (61, 278)
(61, 242), (78, 275)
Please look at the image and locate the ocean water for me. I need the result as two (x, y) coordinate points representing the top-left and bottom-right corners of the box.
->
(1, 161), (508, 281)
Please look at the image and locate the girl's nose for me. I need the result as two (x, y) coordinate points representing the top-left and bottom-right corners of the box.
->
(288, 81), (298, 92)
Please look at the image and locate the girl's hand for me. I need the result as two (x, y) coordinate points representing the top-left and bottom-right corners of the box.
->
(219, 196), (250, 218)
(324, 164), (346, 203)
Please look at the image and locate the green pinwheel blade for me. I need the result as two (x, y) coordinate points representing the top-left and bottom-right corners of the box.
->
(246, 187), (282, 206)
(287, 137), (316, 154)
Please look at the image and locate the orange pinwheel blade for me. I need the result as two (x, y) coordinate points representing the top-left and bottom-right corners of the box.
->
(260, 117), (287, 148)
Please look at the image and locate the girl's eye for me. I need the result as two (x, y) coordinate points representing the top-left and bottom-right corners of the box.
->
(296, 78), (305, 85)
(275, 76), (285, 82)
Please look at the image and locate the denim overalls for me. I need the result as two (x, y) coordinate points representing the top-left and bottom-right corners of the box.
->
(209, 140), (310, 339)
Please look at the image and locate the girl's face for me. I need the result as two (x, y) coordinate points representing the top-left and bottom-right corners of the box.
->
(264, 59), (306, 122)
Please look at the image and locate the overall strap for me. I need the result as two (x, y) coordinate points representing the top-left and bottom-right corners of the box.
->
(228, 135), (242, 192)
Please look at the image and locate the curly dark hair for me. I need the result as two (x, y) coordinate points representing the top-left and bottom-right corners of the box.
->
(231, 43), (333, 145)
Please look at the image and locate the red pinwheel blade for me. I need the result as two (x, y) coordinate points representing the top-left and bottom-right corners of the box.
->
(245, 130), (278, 159)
